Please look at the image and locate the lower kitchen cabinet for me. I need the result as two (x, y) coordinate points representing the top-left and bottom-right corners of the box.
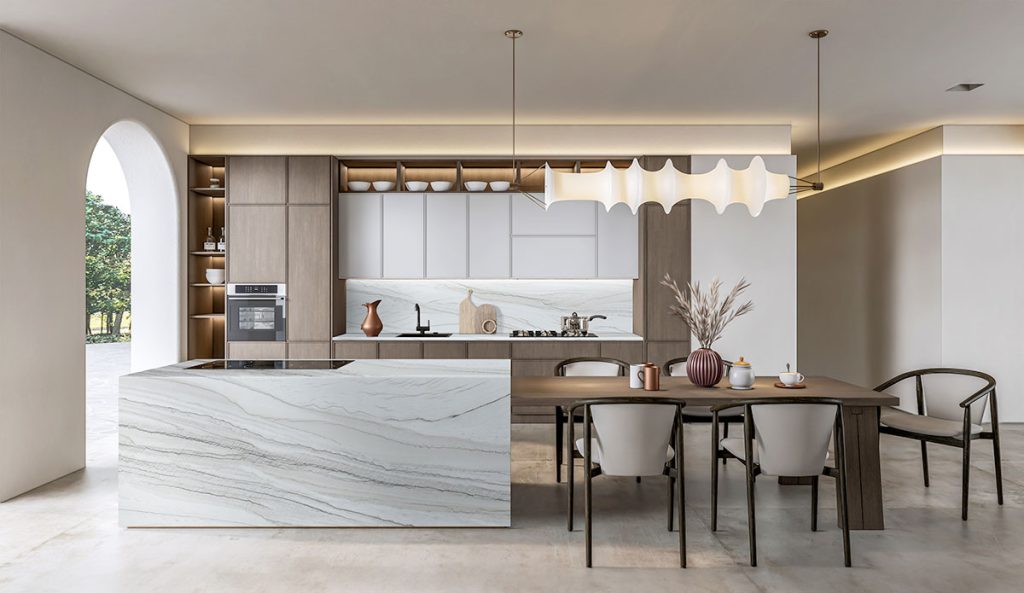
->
(228, 342), (287, 359)
(511, 341), (600, 360)
(423, 341), (468, 359)
(333, 342), (378, 359)
(511, 360), (560, 377)
(601, 341), (644, 363)
(467, 341), (511, 359)
(288, 342), (331, 359)
(378, 342), (423, 359)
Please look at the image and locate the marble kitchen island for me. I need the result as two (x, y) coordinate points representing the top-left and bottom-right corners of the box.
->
(119, 359), (510, 527)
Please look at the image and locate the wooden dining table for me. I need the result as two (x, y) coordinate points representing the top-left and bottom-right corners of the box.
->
(511, 375), (899, 531)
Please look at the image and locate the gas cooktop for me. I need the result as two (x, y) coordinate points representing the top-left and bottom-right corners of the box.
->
(509, 330), (597, 338)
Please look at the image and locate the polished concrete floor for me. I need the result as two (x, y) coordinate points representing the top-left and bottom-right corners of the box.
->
(0, 344), (1021, 592)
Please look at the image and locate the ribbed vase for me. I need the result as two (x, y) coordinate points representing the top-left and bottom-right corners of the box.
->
(686, 348), (724, 387)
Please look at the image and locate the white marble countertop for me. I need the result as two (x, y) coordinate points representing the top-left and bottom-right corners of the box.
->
(331, 332), (643, 342)
(126, 358), (511, 379)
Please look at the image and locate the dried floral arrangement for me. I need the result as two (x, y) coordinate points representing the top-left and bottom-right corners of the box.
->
(660, 274), (754, 349)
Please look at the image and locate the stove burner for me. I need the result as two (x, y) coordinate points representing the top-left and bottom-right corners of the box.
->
(509, 329), (596, 338)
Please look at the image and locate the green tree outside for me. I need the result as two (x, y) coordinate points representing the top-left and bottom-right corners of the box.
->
(86, 190), (131, 342)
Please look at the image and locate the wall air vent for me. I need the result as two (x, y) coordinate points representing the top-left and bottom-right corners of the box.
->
(946, 83), (984, 92)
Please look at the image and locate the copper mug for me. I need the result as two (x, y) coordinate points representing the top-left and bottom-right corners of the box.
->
(642, 365), (661, 391)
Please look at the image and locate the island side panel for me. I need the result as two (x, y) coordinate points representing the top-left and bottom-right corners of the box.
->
(119, 365), (510, 527)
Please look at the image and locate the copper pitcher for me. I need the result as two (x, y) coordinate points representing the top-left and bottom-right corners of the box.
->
(642, 365), (661, 391)
(361, 299), (383, 337)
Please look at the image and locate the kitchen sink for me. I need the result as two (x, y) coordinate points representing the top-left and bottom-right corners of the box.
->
(395, 332), (453, 338)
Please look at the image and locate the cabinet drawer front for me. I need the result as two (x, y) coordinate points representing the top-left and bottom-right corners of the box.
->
(333, 342), (378, 359)
(467, 342), (511, 359)
(511, 360), (560, 377)
(288, 342), (331, 359)
(601, 341), (644, 363)
(228, 342), (287, 359)
(423, 342), (468, 359)
(511, 341), (601, 360)
(378, 342), (423, 359)
(512, 236), (596, 279)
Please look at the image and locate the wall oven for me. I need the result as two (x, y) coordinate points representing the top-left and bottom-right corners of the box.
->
(226, 283), (287, 342)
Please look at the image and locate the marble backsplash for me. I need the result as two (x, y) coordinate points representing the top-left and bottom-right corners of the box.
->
(345, 280), (634, 334)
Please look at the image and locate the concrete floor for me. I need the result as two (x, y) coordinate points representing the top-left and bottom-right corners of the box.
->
(0, 343), (1021, 592)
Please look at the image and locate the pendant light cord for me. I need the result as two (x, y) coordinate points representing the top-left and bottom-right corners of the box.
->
(511, 33), (518, 187)
(816, 34), (821, 184)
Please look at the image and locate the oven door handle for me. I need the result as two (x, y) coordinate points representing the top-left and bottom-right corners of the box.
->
(279, 297), (286, 319)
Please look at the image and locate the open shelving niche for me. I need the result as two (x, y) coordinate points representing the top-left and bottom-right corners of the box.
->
(338, 158), (600, 194)
(187, 155), (227, 358)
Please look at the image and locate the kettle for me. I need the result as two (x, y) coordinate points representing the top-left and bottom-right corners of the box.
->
(728, 356), (755, 390)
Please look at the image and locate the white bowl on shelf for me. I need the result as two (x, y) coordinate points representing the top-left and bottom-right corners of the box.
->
(430, 181), (453, 192)
(489, 181), (511, 192)
(372, 181), (395, 191)
(465, 181), (487, 192)
(347, 181), (371, 191)
(205, 269), (225, 285)
(405, 181), (429, 192)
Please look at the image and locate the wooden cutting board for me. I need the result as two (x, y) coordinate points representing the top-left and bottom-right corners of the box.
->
(459, 289), (478, 334)
(474, 304), (498, 334)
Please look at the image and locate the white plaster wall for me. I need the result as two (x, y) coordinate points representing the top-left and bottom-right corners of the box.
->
(941, 156), (1024, 421)
(689, 155), (797, 377)
(0, 32), (188, 501)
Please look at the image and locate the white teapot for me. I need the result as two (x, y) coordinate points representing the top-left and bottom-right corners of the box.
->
(728, 356), (755, 390)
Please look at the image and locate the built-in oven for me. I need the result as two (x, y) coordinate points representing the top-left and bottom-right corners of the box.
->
(226, 283), (287, 342)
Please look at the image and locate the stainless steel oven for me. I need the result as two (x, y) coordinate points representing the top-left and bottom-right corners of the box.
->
(226, 283), (286, 342)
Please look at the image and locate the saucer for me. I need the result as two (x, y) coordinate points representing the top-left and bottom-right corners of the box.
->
(729, 385), (754, 390)
(774, 382), (806, 389)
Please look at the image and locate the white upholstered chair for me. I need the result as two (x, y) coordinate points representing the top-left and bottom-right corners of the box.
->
(552, 357), (628, 483)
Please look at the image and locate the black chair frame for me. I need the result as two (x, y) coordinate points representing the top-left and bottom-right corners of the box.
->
(710, 398), (852, 568)
(565, 397), (687, 568)
(874, 368), (1002, 521)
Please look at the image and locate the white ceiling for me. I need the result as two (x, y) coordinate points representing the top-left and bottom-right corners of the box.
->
(4, 0), (1024, 173)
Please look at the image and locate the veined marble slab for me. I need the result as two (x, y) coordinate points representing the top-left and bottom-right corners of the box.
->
(119, 360), (510, 527)
(346, 279), (633, 334)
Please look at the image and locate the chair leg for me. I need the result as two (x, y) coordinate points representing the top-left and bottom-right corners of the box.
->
(667, 472), (675, 531)
(711, 417), (720, 532)
(554, 406), (564, 483)
(746, 468), (757, 567)
(584, 407), (593, 568)
(962, 438), (971, 521)
(993, 432), (1005, 506)
(811, 475), (819, 532)
(677, 408), (686, 568)
(636, 476), (642, 483)
(920, 440), (930, 487)
(836, 414), (852, 567)
(722, 421), (729, 465)
(566, 409), (575, 532)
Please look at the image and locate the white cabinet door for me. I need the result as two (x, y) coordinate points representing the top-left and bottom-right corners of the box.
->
(597, 203), (639, 278)
(337, 193), (382, 279)
(383, 193), (425, 278)
(512, 236), (596, 278)
(426, 194), (468, 278)
(511, 194), (596, 235)
(469, 194), (511, 278)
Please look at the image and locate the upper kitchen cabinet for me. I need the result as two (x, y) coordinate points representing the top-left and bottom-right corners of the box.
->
(288, 156), (332, 204)
(338, 193), (382, 278)
(426, 194), (467, 278)
(382, 193), (424, 278)
(227, 205), (287, 282)
(597, 202), (639, 278)
(228, 156), (286, 204)
(511, 195), (596, 235)
(512, 236), (597, 278)
(469, 194), (511, 278)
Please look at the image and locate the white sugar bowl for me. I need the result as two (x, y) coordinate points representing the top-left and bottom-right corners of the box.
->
(728, 356), (755, 390)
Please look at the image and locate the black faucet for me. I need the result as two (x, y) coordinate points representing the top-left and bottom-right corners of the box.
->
(414, 304), (431, 334)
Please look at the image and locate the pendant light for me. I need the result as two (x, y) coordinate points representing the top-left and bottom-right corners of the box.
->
(505, 29), (545, 206)
(791, 29), (829, 193)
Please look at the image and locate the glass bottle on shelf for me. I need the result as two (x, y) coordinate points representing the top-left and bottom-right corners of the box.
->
(203, 227), (216, 251)
(217, 226), (226, 252)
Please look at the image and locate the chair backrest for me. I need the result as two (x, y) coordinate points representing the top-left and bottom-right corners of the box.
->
(663, 356), (733, 377)
(877, 369), (995, 424)
(750, 403), (838, 477)
(556, 357), (627, 377)
(587, 400), (682, 476)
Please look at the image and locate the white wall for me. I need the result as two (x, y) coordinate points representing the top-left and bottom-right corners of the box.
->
(941, 156), (1024, 421)
(0, 31), (188, 501)
(689, 155), (797, 375)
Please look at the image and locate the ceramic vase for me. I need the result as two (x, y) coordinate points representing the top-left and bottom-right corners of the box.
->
(361, 299), (383, 337)
(686, 348), (723, 387)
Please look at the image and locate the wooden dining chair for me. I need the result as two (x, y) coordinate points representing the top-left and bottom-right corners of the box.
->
(566, 397), (687, 568)
(552, 357), (629, 483)
(711, 398), (852, 567)
(874, 368), (1002, 520)
(664, 356), (742, 465)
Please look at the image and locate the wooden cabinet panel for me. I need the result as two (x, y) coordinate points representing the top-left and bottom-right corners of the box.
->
(378, 342), (423, 359)
(646, 341), (691, 368)
(288, 342), (331, 359)
(227, 205), (287, 282)
(382, 194), (424, 278)
(333, 342), (378, 359)
(601, 341), (644, 363)
(426, 194), (468, 278)
(337, 194), (382, 279)
(228, 342), (287, 359)
(229, 156), (286, 204)
(469, 194), (511, 278)
(288, 205), (331, 341)
(423, 341), (468, 359)
(467, 341), (511, 359)
(511, 359), (560, 377)
(597, 203), (639, 279)
(511, 341), (601, 360)
(288, 156), (331, 204)
(512, 194), (595, 235)
(512, 236), (596, 279)
(640, 202), (691, 341)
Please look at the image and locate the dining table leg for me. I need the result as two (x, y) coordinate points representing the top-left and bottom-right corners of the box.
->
(837, 405), (885, 530)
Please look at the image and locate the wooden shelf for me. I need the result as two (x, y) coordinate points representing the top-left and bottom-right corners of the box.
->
(190, 187), (226, 197)
(190, 283), (226, 287)
(190, 251), (226, 256)
(190, 313), (225, 320)
(188, 154), (229, 359)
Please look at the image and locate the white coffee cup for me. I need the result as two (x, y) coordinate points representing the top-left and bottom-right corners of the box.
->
(629, 363), (651, 389)
(778, 371), (805, 386)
